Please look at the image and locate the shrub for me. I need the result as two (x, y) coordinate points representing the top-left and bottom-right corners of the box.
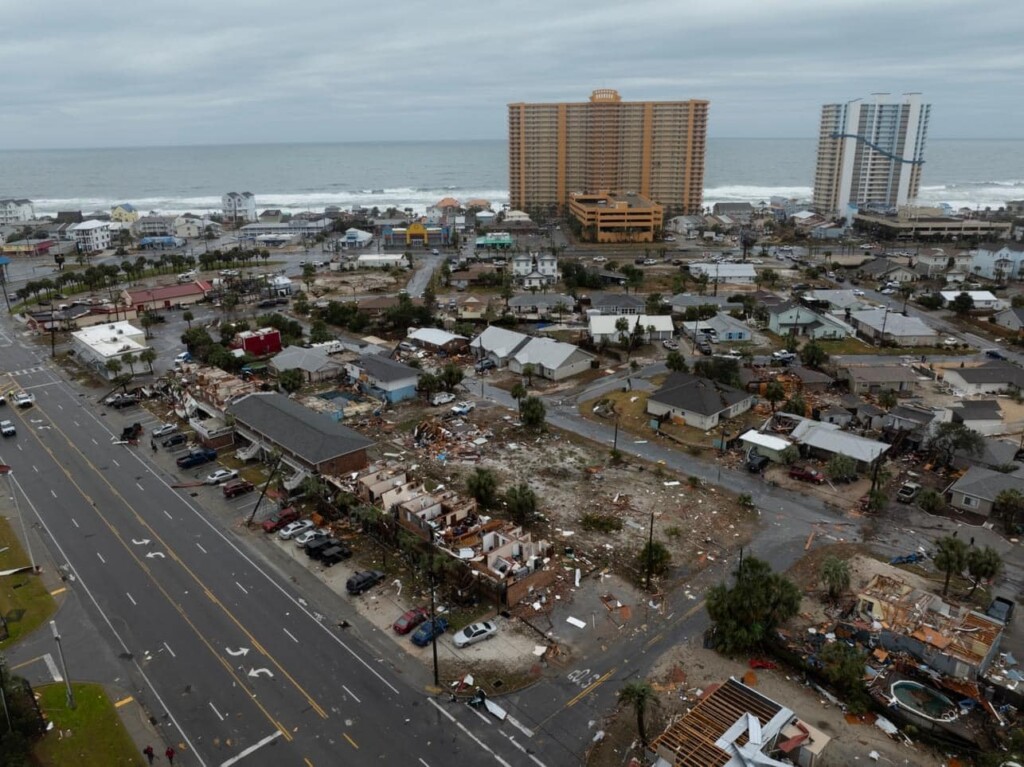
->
(581, 513), (623, 533)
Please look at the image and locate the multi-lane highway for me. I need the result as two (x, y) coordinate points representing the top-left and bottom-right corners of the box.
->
(0, 325), (537, 766)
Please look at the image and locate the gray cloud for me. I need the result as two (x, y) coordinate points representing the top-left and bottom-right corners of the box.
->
(0, 0), (1019, 148)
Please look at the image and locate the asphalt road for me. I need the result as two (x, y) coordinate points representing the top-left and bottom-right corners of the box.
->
(0, 327), (539, 767)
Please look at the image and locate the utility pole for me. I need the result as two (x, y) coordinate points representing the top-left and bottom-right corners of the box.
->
(50, 621), (75, 709)
(248, 452), (283, 526)
(429, 566), (440, 687)
(645, 511), (655, 591)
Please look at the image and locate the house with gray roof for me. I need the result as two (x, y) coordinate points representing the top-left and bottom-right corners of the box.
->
(346, 354), (420, 403)
(508, 337), (595, 381)
(953, 437), (1019, 472)
(767, 301), (852, 340)
(668, 294), (735, 314)
(470, 326), (531, 367)
(942, 362), (1024, 396)
(949, 466), (1024, 517)
(507, 293), (575, 320)
(951, 399), (1004, 435)
(849, 308), (938, 346)
(269, 346), (348, 383)
(228, 392), (373, 476)
(705, 312), (754, 342)
(587, 292), (645, 315)
(646, 372), (755, 431)
(789, 418), (889, 470)
(843, 364), (919, 394)
(993, 307), (1024, 336)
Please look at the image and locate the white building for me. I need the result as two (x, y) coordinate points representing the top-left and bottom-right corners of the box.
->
(132, 215), (175, 237)
(511, 253), (558, 288)
(812, 93), (930, 217)
(939, 290), (1005, 312)
(356, 254), (407, 269)
(174, 216), (221, 239)
(222, 191), (258, 224)
(70, 322), (150, 379)
(687, 262), (757, 284)
(72, 220), (112, 253)
(0, 198), (35, 224)
(589, 314), (675, 345)
(970, 247), (1024, 281)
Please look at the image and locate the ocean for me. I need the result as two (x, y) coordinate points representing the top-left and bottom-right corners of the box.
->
(1, 138), (1022, 218)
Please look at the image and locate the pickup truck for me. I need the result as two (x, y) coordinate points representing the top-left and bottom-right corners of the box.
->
(772, 350), (797, 362)
(987, 596), (1015, 624)
(789, 466), (825, 484)
(176, 447), (218, 469)
(896, 482), (921, 503)
(451, 402), (475, 416)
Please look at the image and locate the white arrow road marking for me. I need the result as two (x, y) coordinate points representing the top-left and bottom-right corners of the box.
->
(225, 647), (250, 657)
(131, 539), (152, 546)
(247, 667), (274, 679)
(145, 551), (166, 559)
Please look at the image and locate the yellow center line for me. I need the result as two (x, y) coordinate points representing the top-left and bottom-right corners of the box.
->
(343, 733), (359, 749)
(21, 408), (295, 741)
(34, 399), (329, 720)
(304, 759), (314, 767)
(49, 586), (67, 596)
(11, 655), (45, 671)
(566, 667), (616, 708)
(114, 695), (135, 708)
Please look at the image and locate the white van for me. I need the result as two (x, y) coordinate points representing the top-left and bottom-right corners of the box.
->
(177, 271), (198, 283)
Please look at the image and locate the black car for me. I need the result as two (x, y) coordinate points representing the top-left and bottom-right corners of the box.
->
(985, 349), (1008, 360)
(320, 545), (352, 567)
(346, 570), (385, 595)
(305, 537), (342, 558)
(747, 454), (770, 473)
(257, 299), (277, 308)
(162, 433), (188, 448)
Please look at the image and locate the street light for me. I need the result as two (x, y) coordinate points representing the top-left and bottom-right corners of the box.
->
(50, 621), (75, 709)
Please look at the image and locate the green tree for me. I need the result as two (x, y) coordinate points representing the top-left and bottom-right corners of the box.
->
(121, 352), (137, 376)
(665, 350), (687, 373)
(521, 396), (546, 429)
(819, 642), (871, 714)
(820, 556), (851, 602)
(618, 680), (657, 747)
(418, 372), (442, 398)
(621, 266), (644, 294)
(917, 487), (945, 513)
(826, 454), (857, 482)
(949, 291), (975, 316)
(799, 341), (829, 370)
(783, 394), (806, 416)
(302, 263), (317, 292)
(440, 362), (464, 392)
(309, 320), (333, 344)
(877, 389), (898, 410)
(995, 488), (1024, 533)
(466, 467), (499, 509)
(965, 546), (1002, 597)
(645, 292), (663, 315)
(638, 540), (671, 579)
(705, 556), (801, 653)
(278, 368), (305, 394)
(763, 381), (785, 412)
(504, 482), (538, 524)
(139, 347), (157, 374)
(933, 534), (968, 596)
(778, 445), (800, 465)
(510, 381), (528, 411)
(139, 312), (156, 339)
(927, 422), (984, 467)
(182, 310), (194, 329)
(105, 358), (123, 379)
(521, 363), (536, 386)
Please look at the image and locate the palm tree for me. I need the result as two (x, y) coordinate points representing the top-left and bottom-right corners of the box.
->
(965, 546), (1002, 597)
(820, 556), (850, 602)
(763, 381), (785, 413)
(183, 310), (194, 329)
(933, 535), (968, 596)
(619, 680), (657, 746)
(510, 381), (528, 412)
(105, 358), (123, 380)
(139, 348), (157, 374)
(521, 363), (535, 387)
(877, 389), (898, 410)
(122, 352), (137, 376)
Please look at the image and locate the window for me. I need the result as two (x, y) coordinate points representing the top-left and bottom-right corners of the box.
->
(961, 495), (979, 509)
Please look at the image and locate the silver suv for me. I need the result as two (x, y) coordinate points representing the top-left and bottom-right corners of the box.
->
(1, 420), (15, 437)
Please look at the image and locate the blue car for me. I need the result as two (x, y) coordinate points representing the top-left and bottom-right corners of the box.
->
(411, 617), (449, 647)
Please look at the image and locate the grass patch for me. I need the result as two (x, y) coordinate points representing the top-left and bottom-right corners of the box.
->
(34, 683), (144, 767)
(0, 516), (56, 648)
(816, 338), (973, 357)
(580, 512), (624, 533)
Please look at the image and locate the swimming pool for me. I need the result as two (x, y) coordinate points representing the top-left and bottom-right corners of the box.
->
(890, 680), (958, 722)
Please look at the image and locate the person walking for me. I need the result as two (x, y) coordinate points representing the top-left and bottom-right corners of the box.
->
(143, 745), (155, 764)
(166, 746), (176, 764)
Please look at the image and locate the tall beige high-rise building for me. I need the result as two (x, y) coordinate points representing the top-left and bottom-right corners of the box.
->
(508, 89), (709, 216)
(812, 93), (930, 217)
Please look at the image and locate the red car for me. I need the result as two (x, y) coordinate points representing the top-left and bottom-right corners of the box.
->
(223, 478), (255, 498)
(392, 607), (429, 635)
(261, 507), (299, 533)
(789, 466), (825, 484)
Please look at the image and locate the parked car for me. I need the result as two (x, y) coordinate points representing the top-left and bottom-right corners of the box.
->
(0, 420), (15, 437)
(986, 596), (1015, 624)
(279, 519), (314, 540)
(106, 393), (138, 409)
(789, 466), (825, 484)
(896, 482), (921, 503)
(451, 402), (475, 416)
(474, 358), (496, 372)
(772, 350), (797, 362)
(304, 537), (342, 558)
(13, 392), (34, 408)
(222, 478), (254, 498)
(0, 393), (5, 406)
(261, 507), (300, 533)
(431, 392), (456, 406)
(392, 607), (430, 635)
(452, 621), (497, 648)
(176, 448), (218, 469)
(294, 528), (328, 547)
(346, 570), (385, 595)
(204, 468), (239, 485)
(411, 617), (449, 647)
(985, 349), (1008, 360)
(162, 433), (188, 448)
(662, 339), (679, 350)
(747, 454), (770, 473)
(152, 423), (178, 437)
(320, 545), (351, 566)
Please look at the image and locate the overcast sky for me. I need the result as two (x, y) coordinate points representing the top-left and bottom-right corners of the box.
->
(2, 0), (1021, 149)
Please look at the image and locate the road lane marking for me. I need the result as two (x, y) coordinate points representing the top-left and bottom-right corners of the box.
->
(44, 653), (63, 682)
(469, 706), (491, 725)
(32, 465), (38, 472)
(196, 542), (207, 554)
(97, 552), (106, 564)
(73, 420), (79, 426)
(114, 695), (134, 708)
(283, 627), (299, 643)
(419, 760), (430, 767)
(506, 714), (535, 738)
(427, 698), (512, 767)
(565, 667), (616, 709)
(49, 587), (67, 596)
(209, 701), (224, 721)
(91, 438), (98, 445)
(50, 489), (56, 498)
(344, 733), (359, 749)
(126, 592), (136, 606)
(236, 581), (248, 595)
(112, 458), (119, 467)
(136, 482), (144, 491)
(162, 509), (173, 520)
(7, 474), (209, 764)
(500, 732), (547, 767)
(71, 518), (79, 528)
(163, 642), (177, 658)
(305, 760), (314, 767)
(341, 684), (360, 703)
(219, 730), (283, 767)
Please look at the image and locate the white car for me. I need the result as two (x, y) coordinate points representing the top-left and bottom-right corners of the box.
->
(279, 520), (314, 540)
(13, 392), (34, 408)
(451, 402), (475, 416)
(452, 621), (498, 648)
(204, 468), (239, 485)
(592, 256), (607, 263)
(152, 423), (178, 437)
(880, 288), (896, 295)
(1, 420), (16, 437)
(294, 528), (329, 547)
(853, 289), (865, 297)
(662, 339), (679, 350)
(431, 392), (456, 406)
